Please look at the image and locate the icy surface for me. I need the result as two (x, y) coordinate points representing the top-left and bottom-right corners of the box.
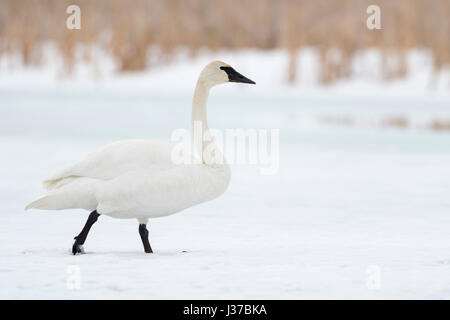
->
(0, 49), (450, 299)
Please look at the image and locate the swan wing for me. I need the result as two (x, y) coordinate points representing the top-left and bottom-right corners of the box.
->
(95, 165), (210, 217)
(44, 139), (176, 190)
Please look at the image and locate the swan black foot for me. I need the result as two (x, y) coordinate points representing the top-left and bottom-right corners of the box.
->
(72, 210), (100, 255)
(72, 239), (85, 255)
(139, 224), (153, 253)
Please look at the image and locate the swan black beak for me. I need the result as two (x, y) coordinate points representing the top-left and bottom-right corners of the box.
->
(220, 66), (256, 84)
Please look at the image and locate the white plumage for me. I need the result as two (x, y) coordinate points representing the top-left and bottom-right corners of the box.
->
(26, 61), (254, 227)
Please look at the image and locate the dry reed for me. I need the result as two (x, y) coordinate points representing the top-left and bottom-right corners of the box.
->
(0, 0), (448, 83)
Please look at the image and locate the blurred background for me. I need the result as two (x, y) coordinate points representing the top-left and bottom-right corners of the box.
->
(1, 0), (449, 130)
(1, 0), (449, 82)
(1, 0), (450, 299)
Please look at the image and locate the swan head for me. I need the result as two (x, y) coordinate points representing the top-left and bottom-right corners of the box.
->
(199, 61), (256, 87)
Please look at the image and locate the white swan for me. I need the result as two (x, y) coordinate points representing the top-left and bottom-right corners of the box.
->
(25, 61), (255, 254)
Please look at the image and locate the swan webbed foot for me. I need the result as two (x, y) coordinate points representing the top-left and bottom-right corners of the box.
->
(72, 240), (85, 255)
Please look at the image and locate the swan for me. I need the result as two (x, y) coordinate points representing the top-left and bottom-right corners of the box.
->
(25, 61), (255, 254)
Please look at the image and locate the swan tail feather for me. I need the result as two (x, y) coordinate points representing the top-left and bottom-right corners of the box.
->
(25, 177), (99, 211)
(42, 179), (59, 191)
(25, 194), (62, 210)
(43, 176), (79, 191)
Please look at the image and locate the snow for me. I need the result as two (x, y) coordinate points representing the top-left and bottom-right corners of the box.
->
(1, 48), (450, 299)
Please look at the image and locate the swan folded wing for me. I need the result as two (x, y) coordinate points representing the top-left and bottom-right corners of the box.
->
(43, 139), (176, 190)
(95, 165), (209, 217)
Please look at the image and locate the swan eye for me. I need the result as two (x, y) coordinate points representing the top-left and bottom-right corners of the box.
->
(219, 66), (225, 70)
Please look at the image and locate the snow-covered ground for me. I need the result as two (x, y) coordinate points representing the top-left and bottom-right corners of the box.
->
(0, 49), (449, 299)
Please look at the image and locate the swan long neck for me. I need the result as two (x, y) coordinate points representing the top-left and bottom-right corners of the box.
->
(192, 79), (210, 138)
(191, 79), (223, 165)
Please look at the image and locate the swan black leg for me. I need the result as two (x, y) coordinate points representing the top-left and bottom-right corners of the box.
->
(72, 210), (100, 255)
(139, 224), (153, 253)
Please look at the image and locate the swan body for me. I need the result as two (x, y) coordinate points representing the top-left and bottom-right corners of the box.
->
(28, 139), (230, 220)
(25, 61), (255, 254)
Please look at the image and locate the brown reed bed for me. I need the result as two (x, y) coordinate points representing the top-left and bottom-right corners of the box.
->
(0, 0), (449, 83)
(318, 115), (450, 132)
(430, 120), (450, 132)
